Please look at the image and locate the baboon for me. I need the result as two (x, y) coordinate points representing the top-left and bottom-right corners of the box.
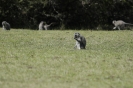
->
(112, 20), (133, 30)
(44, 23), (53, 30)
(39, 21), (45, 30)
(74, 33), (86, 49)
(2, 21), (10, 30)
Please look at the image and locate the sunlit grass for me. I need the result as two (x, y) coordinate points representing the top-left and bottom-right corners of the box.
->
(0, 28), (133, 88)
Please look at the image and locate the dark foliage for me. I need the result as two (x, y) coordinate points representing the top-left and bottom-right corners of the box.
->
(0, 0), (133, 30)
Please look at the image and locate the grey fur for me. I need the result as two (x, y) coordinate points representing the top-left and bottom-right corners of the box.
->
(112, 20), (133, 30)
(44, 23), (53, 30)
(2, 21), (10, 30)
(39, 21), (53, 30)
(39, 21), (45, 30)
(74, 33), (86, 49)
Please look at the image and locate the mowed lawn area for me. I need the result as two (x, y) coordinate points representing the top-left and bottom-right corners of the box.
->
(0, 29), (133, 88)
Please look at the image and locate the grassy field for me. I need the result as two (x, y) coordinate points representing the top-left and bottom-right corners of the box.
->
(0, 28), (133, 88)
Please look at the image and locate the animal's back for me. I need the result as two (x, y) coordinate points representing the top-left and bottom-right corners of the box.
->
(115, 20), (125, 26)
(80, 36), (86, 49)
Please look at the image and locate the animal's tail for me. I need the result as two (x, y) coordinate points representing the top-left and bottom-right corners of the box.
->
(125, 23), (133, 25)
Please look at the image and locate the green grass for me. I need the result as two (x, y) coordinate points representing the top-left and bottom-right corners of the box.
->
(0, 28), (133, 88)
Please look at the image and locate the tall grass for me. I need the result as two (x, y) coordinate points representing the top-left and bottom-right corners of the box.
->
(0, 28), (133, 88)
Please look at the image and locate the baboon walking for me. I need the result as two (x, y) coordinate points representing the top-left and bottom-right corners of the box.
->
(74, 33), (86, 49)
(112, 20), (133, 30)
(2, 21), (10, 30)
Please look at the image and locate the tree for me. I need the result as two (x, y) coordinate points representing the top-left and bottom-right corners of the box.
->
(0, 0), (133, 30)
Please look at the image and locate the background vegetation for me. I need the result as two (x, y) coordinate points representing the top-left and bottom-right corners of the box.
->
(0, 29), (133, 88)
(0, 0), (133, 29)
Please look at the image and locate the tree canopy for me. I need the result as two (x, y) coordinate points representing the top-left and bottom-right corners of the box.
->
(0, 0), (133, 30)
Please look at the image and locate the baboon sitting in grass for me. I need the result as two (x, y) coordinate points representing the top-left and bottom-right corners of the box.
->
(44, 23), (53, 30)
(2, 21), (10, 30)
(74, 33), (86, 49)
(39, 21), (45, 30)
(39, 21), (53, 30)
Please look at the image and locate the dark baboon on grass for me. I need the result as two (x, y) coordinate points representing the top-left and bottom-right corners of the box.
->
(2, 21), (10, 30)
(112, 20), (133, 30)
(74, 33), (86, 49)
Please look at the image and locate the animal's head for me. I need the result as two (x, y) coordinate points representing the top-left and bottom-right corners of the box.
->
(74, 33), (80, 39)
(112, 20), (116, 24)
(40, 21), (44, 24)
(2, 21), (7, 26)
